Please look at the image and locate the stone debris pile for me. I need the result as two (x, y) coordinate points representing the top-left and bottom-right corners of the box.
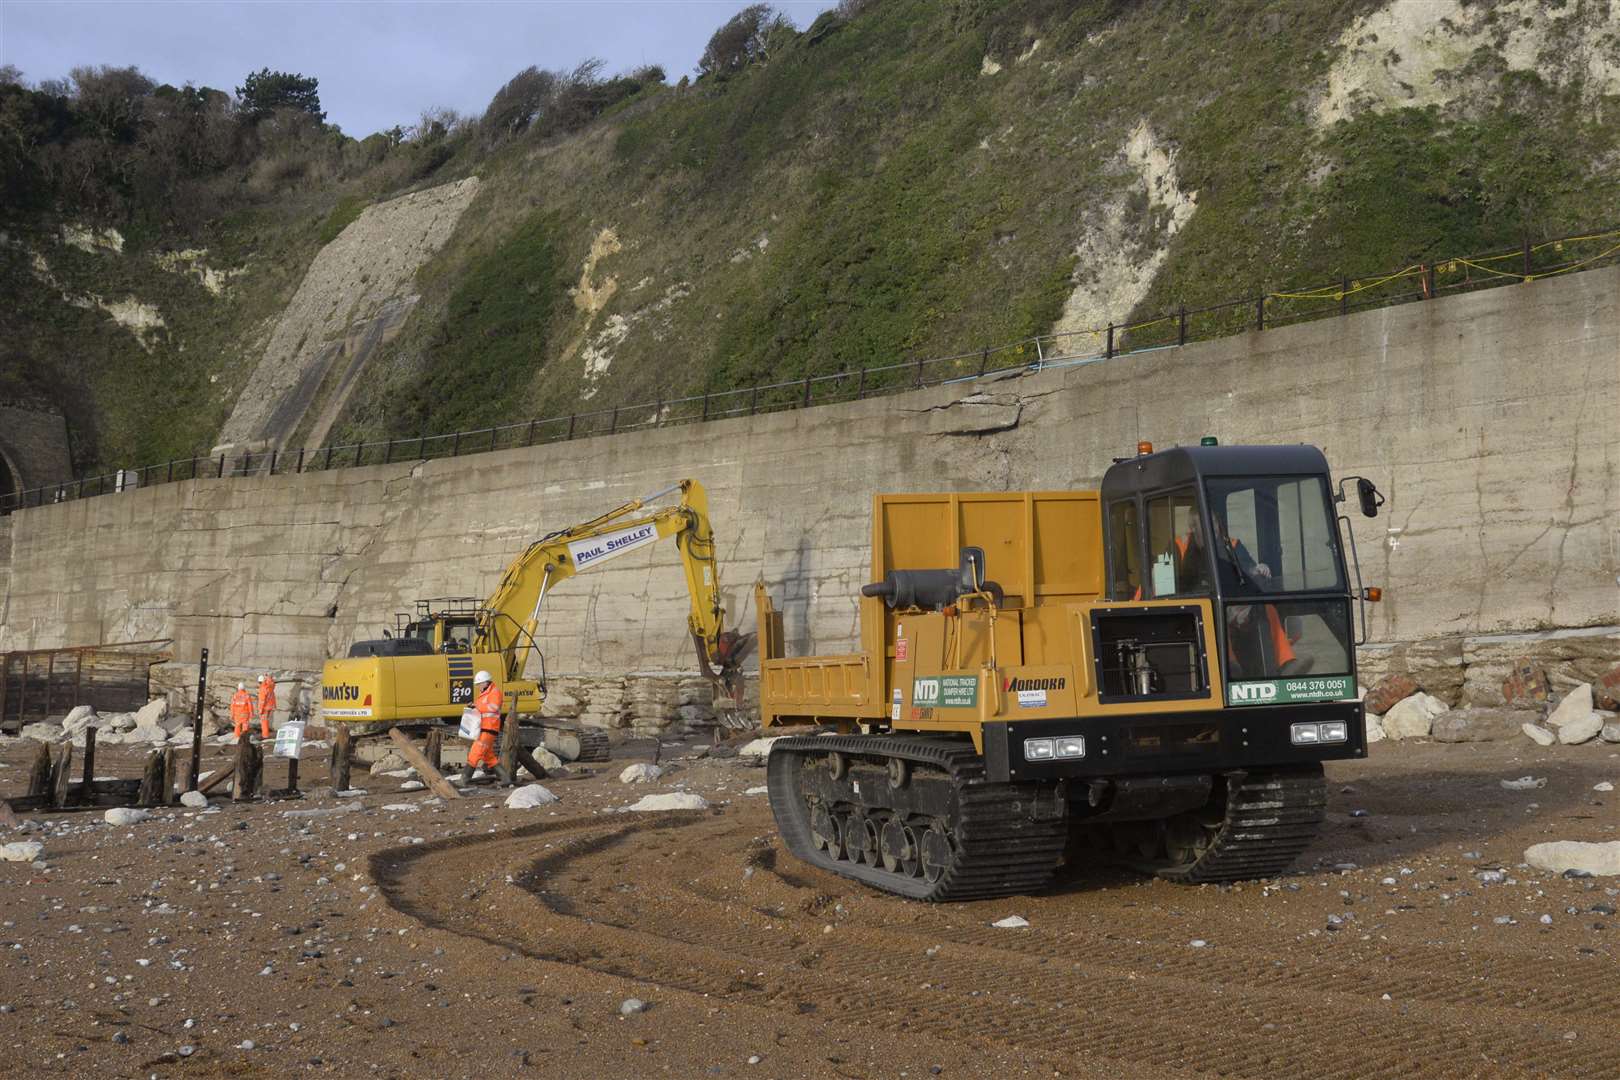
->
(1363, 661), (1620, 751)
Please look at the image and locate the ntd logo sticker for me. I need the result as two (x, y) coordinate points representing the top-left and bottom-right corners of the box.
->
(1227, 681), (1280, 705)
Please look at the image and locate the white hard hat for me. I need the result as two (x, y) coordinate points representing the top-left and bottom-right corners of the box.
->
(237, 682), (246, 690)
(260, 673), (271, 681)
(474, 670), (493, 685)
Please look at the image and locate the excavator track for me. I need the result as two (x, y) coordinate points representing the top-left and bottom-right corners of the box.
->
(540, 723), (612, 763)
(1073, 766), (1327, 884)
(766, 734), (1068, 902)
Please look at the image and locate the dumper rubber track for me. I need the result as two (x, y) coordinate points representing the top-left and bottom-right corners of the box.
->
(1074, 766), (1327, 884)
(766, 734), (1068, 901)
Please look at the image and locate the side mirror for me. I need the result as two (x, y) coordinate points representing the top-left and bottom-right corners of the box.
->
(1357, 478), (1384, 518)
(959, 546), (986, 593)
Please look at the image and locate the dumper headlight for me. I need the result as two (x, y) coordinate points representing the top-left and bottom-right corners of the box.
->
(1054, 737), (1086, 759)
(1319, 722), (1348, 743)
(1290, 723), (1320, 745)
(1023, 738), (1055, 761)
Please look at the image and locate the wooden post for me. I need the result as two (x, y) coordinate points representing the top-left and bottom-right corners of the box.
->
(138, 750), (166, 806)
(285, 755), (300, 795)
(77, 726), (97, 806)
(387, 728), (460, 800)
(498, 697), (520, 786)
(233, 738), (261, 802)
(425, 728), (443, 772)
(516, 746), (549, 782)
(331, 724), (353, 792)
(49, 745), (72, 808)
(162, 747), (176, 806)
(189, 648), (209, 790)
(27, 743), (52, 797)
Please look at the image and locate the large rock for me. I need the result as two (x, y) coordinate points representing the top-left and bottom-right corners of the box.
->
(104, 808), (149, 826)
(1, 841), (44, 863)
(19, 722), (64, 743)
(1547, 684), (1594, 728)
(1558, 711), (1605, 745)
(1501, 662), (1551, 708)
(504, 784), (559, 809)
(1364, 714), (1386, 744)
(1463, 627), (1620, 706)
(737, 737), (782, 761)
(1382, 693), (1448, 740)
(1364, 675), (1421, 716)
(60, 705), (97, 737)
(622, 792), (709, 812)
(368, 750), (409, 776)
(619, 763), (663, 784)
(1524, 840), (1620, 877)
(1603, 722), (1620, 744)
(1430, 707), (1538, 743)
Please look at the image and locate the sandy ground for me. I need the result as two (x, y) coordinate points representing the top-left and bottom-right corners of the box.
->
(1, 733), (1619, 1079)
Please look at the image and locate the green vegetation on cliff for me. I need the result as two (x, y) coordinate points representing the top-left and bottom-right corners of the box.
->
(5, 0), (1618, 471)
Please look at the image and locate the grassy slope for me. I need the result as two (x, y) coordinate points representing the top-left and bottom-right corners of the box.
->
(9, 0), (1618, 465)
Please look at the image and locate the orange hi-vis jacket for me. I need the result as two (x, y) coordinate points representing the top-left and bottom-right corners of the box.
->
(229, 689), (255, 727)
(474, 682), (504, 737)
(257, 675), (277, 719)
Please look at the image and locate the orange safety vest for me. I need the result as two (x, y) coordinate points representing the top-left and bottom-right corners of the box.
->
(229, 690), (255, 724)
(257, 676), (276, 716)
(474, 682), (503, 737)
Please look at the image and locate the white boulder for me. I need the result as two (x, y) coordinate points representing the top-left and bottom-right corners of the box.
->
(1500, 776), (1547, 791)
(1, 841), (43, 863)
(992, 915), (1029, 929)
(619, 763), (663, 784)
(1547, 684), (1594, 728)
(622, 793), (709, 812)
(104, 808), (149, 826)
(736, 737), (780, 761)
(107, 712), (138, 733)
(1603, 722), (1620, 744)
(19, 722), (64, 743)
(61, 705), (98, 737)
(1522, 723), (1557, 746)
(1524, 840), (1620, 877)
(1364, 715), (1386, 744)
(505, 784), (560, 809)
(1382, 693), (1448, 740)
(179, 791), (208, 809)
(533, 749), (565, 772)
(1558, 711), (1605, 745)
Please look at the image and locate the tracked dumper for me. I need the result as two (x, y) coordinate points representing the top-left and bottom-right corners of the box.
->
(759, 443), (1385, 900)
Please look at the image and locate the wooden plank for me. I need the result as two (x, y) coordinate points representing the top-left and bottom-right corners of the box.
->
(77, 727), (97, 806)
(49, 744), (72, 808)
(387, 728), (460, 801)
(516, 746), (549, 782)
(198, 764), (234, 796)
(27, 743), (51, 797)
(498, 697), (520, 786)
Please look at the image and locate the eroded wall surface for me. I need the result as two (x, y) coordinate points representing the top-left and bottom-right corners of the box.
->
(2, 267), (1616, 675)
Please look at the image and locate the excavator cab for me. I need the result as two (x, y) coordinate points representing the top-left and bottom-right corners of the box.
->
(1102, 442), (1375, 704)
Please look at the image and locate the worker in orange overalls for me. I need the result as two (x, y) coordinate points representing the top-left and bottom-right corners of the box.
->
(255, 673), (276, 739)
(465, 669), (503, 778)
(230, 682), (256, 740)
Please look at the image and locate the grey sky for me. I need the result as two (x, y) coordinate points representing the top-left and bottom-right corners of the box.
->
(0, 0), (838, 136)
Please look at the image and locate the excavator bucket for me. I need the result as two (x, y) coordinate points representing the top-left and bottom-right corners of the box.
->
(698, 629), (755, 730)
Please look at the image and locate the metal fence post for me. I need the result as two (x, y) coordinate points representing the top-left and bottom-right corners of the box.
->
(567, 414), (576, 440)
(701, 393), (710, 422)
(242, 451), (251, 476)
(856, 367), (867, 400)
(1340, 278), (1349, 316)
(1177, 306), (1187, 346)
(749, 386), (759, 415)
(451, 431), (461, 457)
(488, 428), (497, 451)
(610, 407), (619, 434)
(1522, 238), (1532, 278)
(978, 347), (988, 377)
(1255, 295), (1265, 332)
(802, 376), (812, 408)
(296, 448), (305, 473)
(384, 440), (395, 465)
(324, 445), (334, 470)
(353, 443), (363, 467)
(1105, 324), (1114, 359)
(216, 456), (225, 479)
(269, 450), (278, 475)
(526, 419), (537, 446)
(654, 399), (664, 425)
(913, 356), (924, 388)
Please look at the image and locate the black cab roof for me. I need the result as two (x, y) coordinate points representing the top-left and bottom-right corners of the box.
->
(1100, 444), (1331, 500)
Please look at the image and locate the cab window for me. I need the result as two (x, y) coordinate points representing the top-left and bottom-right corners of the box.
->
(1145, 488), (1208, 598)
(1106, 500), (1140, 600)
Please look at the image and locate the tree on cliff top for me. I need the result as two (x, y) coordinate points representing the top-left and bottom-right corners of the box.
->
(698, 5), (793, 79)
(235, 68), (324, 122)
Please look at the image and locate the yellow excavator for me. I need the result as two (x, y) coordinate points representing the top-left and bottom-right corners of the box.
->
(320, 480), (751, 758)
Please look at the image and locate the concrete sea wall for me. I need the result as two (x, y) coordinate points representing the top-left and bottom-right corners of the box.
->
(2, 267), (1616, 718)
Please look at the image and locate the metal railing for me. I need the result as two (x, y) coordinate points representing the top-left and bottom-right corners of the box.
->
(4, 224), (1618, 517)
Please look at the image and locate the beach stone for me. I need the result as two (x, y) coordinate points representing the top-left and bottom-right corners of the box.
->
(104, 808), (149, 826)
(179, 791), (208, 809)
(1, 842), (43, 863)
(1522, 723), (1557, 746)
(1602, 722), (1620, 744)
(619, 763), (663, 784)
(1364, 715), (1385, 744)
(736, 737), (780, 761)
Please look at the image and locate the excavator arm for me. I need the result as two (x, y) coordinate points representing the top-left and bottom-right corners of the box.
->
(474, 479), (751, 719)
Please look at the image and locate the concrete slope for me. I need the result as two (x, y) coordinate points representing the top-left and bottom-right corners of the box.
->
(213, 177), (480, 456)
